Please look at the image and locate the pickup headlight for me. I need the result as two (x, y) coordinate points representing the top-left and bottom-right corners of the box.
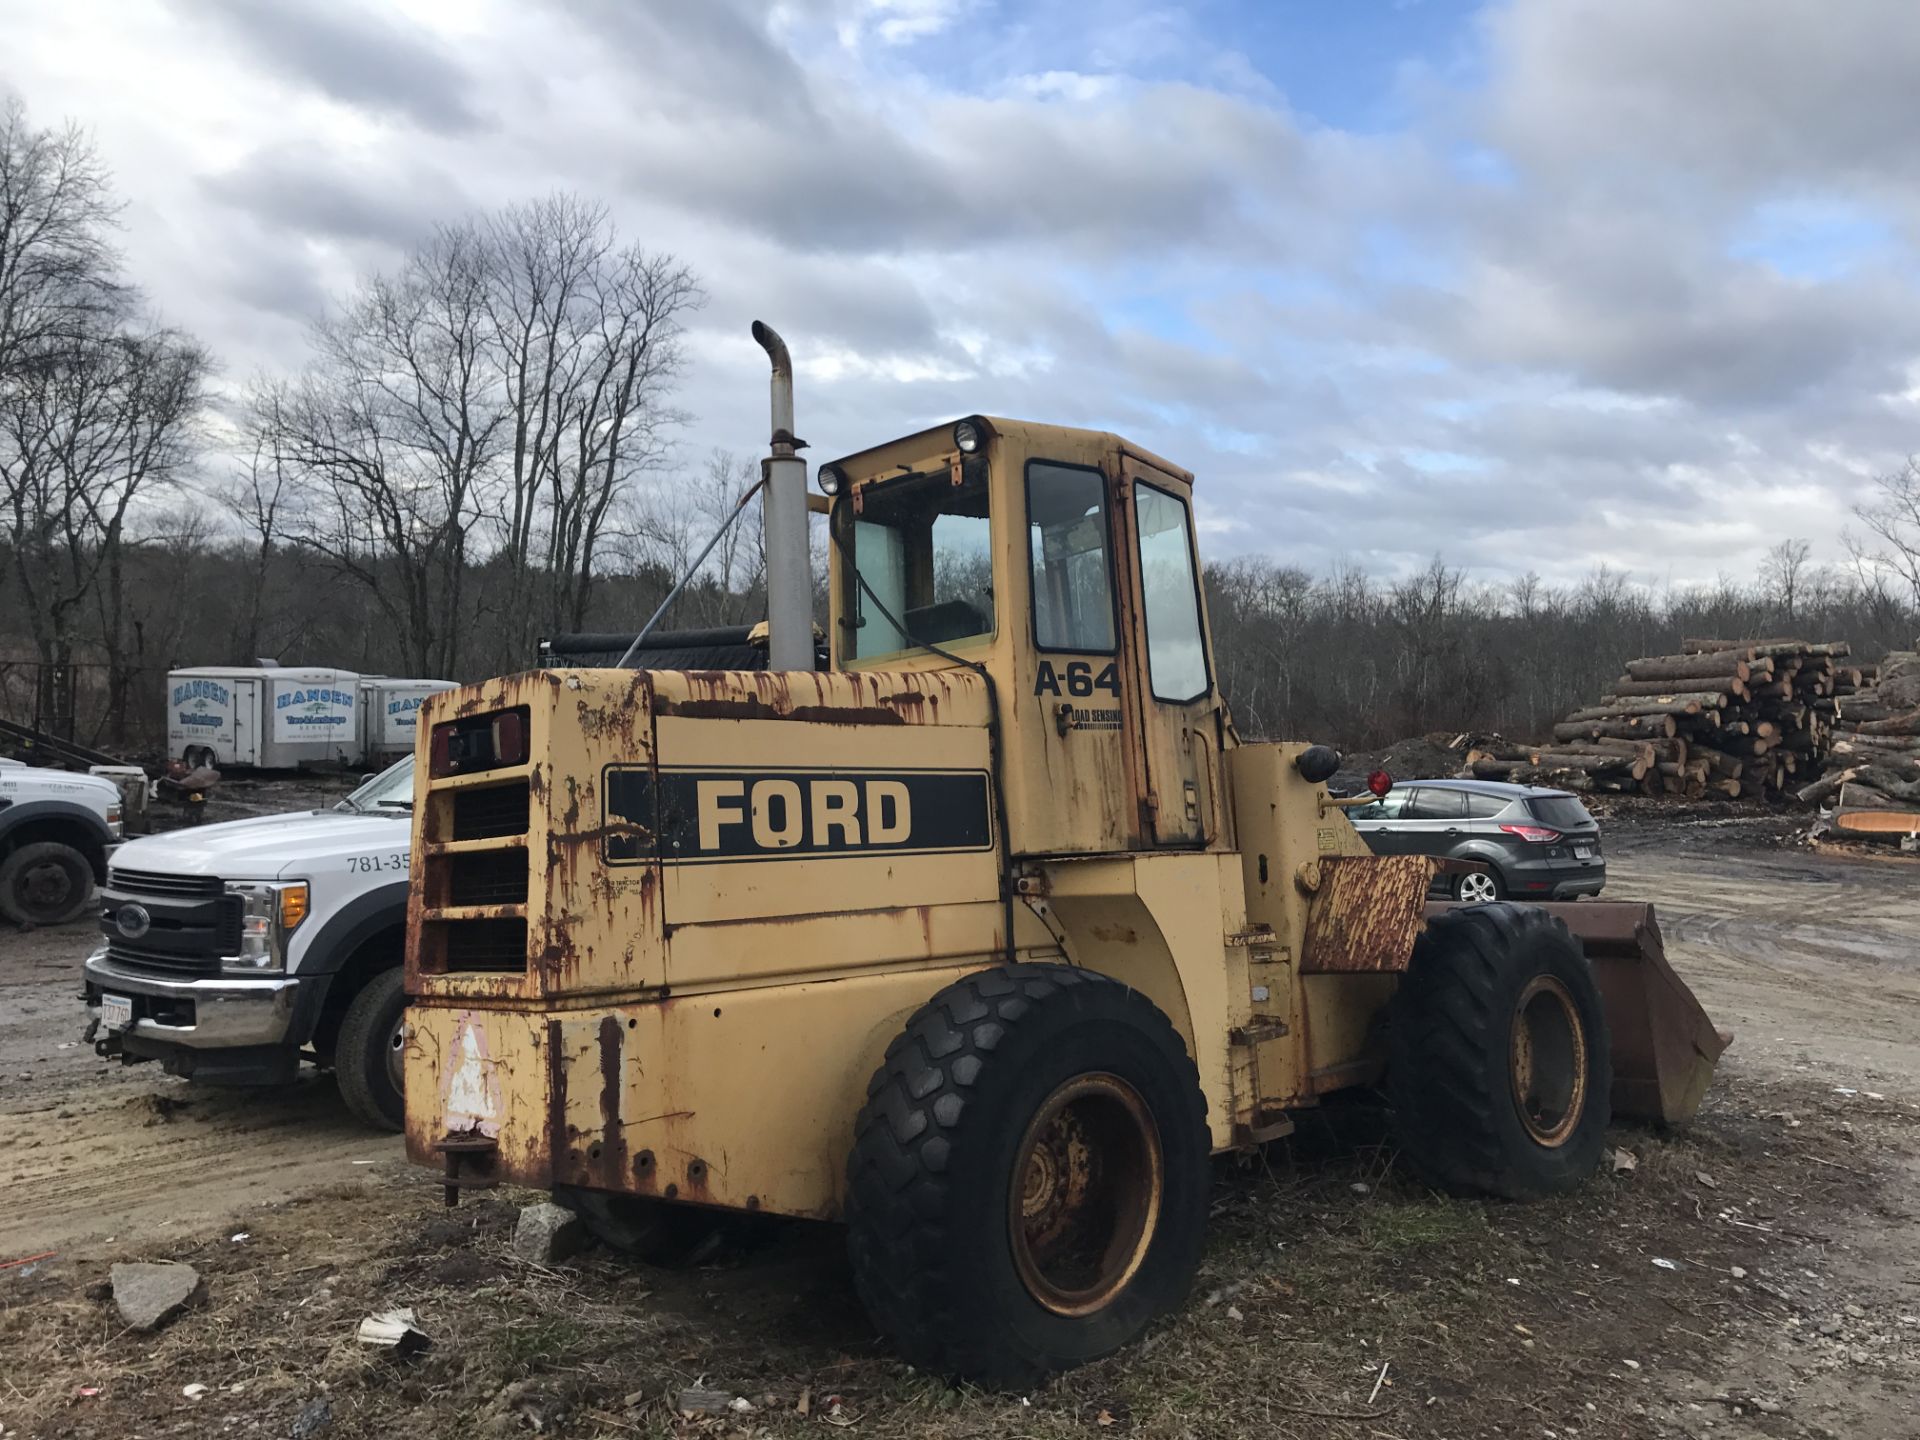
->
(223, 881), (308, 973)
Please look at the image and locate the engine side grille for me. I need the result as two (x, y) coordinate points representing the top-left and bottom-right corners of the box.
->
(452, 783), (530, 841)
(447, 850), (529, 908)
(441, 918), (528, 972)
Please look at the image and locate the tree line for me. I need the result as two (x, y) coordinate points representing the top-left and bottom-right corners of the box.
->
(5, 97), (1920, 759)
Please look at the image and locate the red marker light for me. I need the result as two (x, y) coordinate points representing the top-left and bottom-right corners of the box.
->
(1367, 769), (1392, 798)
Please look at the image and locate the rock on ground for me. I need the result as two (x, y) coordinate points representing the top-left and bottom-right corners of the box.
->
(512, 1202), (585, 1264)
(109, 1261), (201, 1331)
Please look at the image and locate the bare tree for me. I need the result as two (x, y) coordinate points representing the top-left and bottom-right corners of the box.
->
(2, 318), (208, 733)
(253, 195), (702, 677)
(264, 225), (506, 677)
(1761, 538), (1813, 621)
(0, 98), (123, 378)
(1852, 460), (1920, 611)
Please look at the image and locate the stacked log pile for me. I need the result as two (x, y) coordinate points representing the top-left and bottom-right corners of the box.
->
(1798, 649), (1920, 839)
(1468, 638), (1855, 798)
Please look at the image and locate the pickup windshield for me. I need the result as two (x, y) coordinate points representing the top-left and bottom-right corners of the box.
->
(838, 467), (993, 661)
(337, 758), (416, 813)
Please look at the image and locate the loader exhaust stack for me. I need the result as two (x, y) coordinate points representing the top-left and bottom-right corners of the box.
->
(753, 320), (813, 672)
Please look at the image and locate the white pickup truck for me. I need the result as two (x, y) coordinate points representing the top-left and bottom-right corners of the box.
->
(0, 758), (123, 926)
(83, 759), (414, 1129)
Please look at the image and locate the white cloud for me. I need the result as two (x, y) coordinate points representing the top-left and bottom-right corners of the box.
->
(2, 0), (1915, 589)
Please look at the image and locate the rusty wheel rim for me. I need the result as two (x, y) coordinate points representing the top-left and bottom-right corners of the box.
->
(1510, 975), (1587, 1147)
(1008, 1072), (1163, 1317)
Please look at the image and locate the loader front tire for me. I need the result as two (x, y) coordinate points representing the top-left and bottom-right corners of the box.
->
(845, 963), (1209, 1388)
(1388, 902), (1611, 1199)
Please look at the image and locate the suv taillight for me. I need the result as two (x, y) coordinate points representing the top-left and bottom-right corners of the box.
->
(430, 707), (531, 778)
(1499, 823), (1561, 844)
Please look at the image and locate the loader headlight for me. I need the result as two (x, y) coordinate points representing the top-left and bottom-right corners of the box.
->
(953, 419), (982, 453)
(818, 465), (843, 496)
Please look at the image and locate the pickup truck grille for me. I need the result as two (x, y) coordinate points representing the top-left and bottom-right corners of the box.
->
(104, 940), (222, 977)
(109, 868), (223, 899)
(98, 878), (240, 975)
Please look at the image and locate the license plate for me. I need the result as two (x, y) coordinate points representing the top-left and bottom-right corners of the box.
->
(100, 994), (134, 1031)
(1574, 843), (1596, 860)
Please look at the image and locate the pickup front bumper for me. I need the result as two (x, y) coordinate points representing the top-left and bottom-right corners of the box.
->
(83, 949), (303, 1084)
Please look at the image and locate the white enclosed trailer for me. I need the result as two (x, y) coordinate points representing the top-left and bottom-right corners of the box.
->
(357, 677), (458, 762)
(166, 666), (362, 769)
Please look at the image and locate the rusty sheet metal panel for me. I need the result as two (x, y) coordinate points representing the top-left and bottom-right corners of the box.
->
(647, 665), (991, 728)
(1298, 854), (1438, 973)
(405, 963), (994, 1219)
(1425, 900), (1731, 1124)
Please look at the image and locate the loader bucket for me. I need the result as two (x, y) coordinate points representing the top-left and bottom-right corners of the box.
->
(1426, 901), (1730, 1124)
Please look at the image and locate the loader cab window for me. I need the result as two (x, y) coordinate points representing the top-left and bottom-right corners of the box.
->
(841, 465), (994, 661)
(1134, 481), (1210, 703)
(1026, 461), (1116, 652)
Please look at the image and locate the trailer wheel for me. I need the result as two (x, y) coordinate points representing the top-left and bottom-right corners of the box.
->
(1388, 902), (1611, 1199)
(845, 963), (1209, 1388)
(0, 841), (95, 928)
(334, 968), (406, 1131)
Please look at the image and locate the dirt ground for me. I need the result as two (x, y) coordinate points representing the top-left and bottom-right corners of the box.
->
(1, 816), (1917, 1439)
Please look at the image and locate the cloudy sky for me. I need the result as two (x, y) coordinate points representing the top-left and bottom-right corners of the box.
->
(6, 0), (1919, 587)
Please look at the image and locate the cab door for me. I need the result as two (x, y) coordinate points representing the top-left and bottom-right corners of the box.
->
(1118, 456), (1224, 848)
(1019, 455), (1136, 853)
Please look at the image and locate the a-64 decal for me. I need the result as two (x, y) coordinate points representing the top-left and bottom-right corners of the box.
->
(603, 766), (994, 864)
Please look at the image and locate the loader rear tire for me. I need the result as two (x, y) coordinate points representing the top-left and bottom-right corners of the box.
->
(845, 963), (1209, 1388)
(1388, 902), (1610, 1199)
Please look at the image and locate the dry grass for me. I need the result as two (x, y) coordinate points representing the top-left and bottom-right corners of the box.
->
(2, 1069), (1911, 1440)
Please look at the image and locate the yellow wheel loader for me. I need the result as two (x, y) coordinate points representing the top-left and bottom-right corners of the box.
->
(403, 325), (1726, 1386)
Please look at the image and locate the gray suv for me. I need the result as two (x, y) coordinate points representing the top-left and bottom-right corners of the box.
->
(1348, 779), (1605, 903)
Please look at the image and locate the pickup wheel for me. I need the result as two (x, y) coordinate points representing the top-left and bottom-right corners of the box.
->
(335, 968), (407, 1131)
(1388, 902), (1611, 1199)
(845, 964), (1209, 1388)
(0, 841), (95, 928)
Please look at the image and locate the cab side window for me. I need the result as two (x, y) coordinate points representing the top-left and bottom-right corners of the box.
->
(1403, 788), (1468, 821)
(1348, 791), (1412, 821)
(1134, 481), (1210, 702)
(1027, 461), (1116, 652)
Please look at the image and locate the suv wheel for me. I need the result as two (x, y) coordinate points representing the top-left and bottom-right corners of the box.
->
(1453, 868), (1503, 904)
(335, 968), (407, 1131)
(0, 841), (96, 927)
